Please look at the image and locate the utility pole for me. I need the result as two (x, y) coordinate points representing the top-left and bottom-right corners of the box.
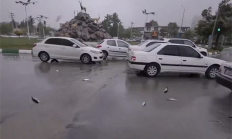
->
(15, 0), (38, 40)
(141, 9), (155, 40)
(180, 5), (185, 34)
(117, 22), (122, 38)
(10, 12), (15, 31)
(36, 15), (48, 39)
(130, 22), (134, 39)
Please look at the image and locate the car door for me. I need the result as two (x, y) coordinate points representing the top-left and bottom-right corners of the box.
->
(117, 40), (129, 56)
(157, 45), (182, 71)
(178, 45), (206, 72)
(60, 39), (80, 60)
(44, 38), (63, 58)
(105, 40), (118, 56)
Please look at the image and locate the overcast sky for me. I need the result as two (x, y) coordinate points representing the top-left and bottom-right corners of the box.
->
(0, 0), (222, 29)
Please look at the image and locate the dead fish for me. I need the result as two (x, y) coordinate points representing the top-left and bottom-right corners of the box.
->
(164, 87), (168, 93)
(167, 98), (177, 101)
(31, 97), (40, 104)
(142, 102), (146, 106)
(82, 79), (89, 81)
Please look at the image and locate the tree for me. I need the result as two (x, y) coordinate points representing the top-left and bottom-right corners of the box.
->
(195, 0), (232, 49)
(14, 30), (22, 37)
(0, 22), (13, 34)
(183, 30), (195, 40)
(167, 22), (178, 37)
(102, 13), (122, 37)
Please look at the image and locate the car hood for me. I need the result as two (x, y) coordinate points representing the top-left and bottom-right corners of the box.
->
(205, 56), (226, 65)
(81, 47), (102, 52)
(196, 46), (207, 52)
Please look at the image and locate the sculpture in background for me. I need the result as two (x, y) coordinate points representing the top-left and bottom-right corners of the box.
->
(79, 1), (86, 13)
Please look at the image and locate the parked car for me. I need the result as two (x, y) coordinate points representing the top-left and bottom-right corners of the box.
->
(216, 62), (232, 90)
(97, 39), (131, 59)
(127, 43), (225, 79)
(161, 38), (208, 56)
(32, 37), (103, 64)
(129, 40), (167, 51)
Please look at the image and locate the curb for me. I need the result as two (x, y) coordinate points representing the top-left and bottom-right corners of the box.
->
(0, 49), (31, 54)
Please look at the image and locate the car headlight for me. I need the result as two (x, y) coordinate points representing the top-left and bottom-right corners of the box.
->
(90, 50), (99, 54)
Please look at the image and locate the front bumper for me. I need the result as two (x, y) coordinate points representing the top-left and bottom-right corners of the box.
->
(91, 53), (104, 62)
(216, 74), (232, 90)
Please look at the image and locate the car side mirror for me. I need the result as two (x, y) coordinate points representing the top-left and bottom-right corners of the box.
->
(73, 44), (78, 48)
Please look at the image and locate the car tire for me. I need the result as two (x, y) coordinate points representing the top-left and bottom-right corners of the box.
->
(144, 64), (160, 77)
(200, 52), (207, 56)
(39, 52), (50, 62)
(81, 54), (92, 64)
(102, 50), (108, 59)
(205, 65), (219, 79)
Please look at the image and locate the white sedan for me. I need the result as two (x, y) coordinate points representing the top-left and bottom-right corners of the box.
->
(97, 39), (131, 59)
(129, 40), (167, 51)
(128, 43), (226, 79)
(216, 62), (232, 90)
(32, 37), (103, 64)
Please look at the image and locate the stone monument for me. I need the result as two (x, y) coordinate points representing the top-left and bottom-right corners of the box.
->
(55, 3), (111, 41)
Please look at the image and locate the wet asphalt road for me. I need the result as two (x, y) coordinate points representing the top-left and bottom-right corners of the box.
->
(0, 52), (231, 139)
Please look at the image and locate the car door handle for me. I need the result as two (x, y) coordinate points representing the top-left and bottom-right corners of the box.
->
(183, 60), (186, 61)
(159, 58), (162, 60)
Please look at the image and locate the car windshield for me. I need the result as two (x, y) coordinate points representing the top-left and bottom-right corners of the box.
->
(138, 40), (149, 46)
(71, 39), (88, 47)
(142, 43), (161, 52)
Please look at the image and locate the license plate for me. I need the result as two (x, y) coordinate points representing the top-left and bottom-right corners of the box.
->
(224, 69), (232, 76)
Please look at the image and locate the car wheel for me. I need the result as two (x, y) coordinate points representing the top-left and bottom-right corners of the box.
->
(81, 54), (92, 64)
(144, 64), (160, 77)
(102, 50), (108, 59)
(201, 52), (207, 56)
(205, 65), (219, 79)
(39, 52), (50, 62)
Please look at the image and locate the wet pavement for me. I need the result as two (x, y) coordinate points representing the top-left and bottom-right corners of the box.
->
(0, 53), (231, 139)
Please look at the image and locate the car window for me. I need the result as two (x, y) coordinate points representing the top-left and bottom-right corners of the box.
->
(70, 39), (87, 47)
(107, 40), (116, 46)
(169, 40), (184, 44)
(117, 40), (129, 48)
(62, 39), (74, 47)
(98, 40), (104, 44)
(146, 42), (166, 47)
(158, 45), (179, 56)
(142, 44), (161, 52)
(178, 46), (200, 58)
(45, 38), (62, 45)
(184, 40), (195, 47)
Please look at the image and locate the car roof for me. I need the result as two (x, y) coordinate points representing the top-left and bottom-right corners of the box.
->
(162, 38), (190, 41)
(45, 37), (73, 40)
(146, 40), (167, 43)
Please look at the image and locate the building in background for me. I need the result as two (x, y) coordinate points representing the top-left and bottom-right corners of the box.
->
(132, 20), (190, 39)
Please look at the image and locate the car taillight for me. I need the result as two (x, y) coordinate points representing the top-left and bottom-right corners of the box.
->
(33, 43), (37, 47)
(97, 45), (102, 48)
(131, 56), (136, 61)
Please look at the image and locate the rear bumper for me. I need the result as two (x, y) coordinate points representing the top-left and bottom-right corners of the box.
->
(216, 74), (232, 90)
(127, 61), (146, 71)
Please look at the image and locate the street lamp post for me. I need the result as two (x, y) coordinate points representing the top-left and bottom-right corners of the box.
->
(15, 0), (37, 40)
(180, 5), (185, 34)
(117, 22), (122, 38)
(141, 9), (155, 40)
(130, 22), (134, 39)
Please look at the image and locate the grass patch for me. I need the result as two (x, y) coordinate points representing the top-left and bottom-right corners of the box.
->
(0, 37), (40, 50)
